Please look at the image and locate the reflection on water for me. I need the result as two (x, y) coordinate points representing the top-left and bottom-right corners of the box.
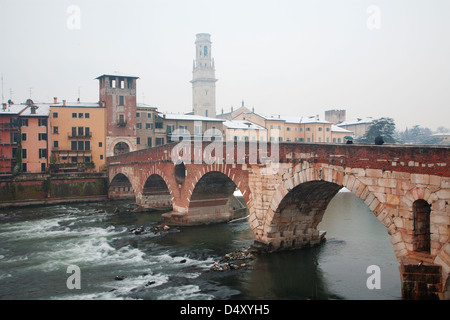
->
(0, 189), (401, 300)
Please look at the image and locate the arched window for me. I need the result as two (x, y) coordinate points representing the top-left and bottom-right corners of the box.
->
(204, 45), (208, 57)
(413, 199), (431, 253)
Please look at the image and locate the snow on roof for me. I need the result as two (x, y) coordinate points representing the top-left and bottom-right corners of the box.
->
(51, 101), (101, 108)
(158, 113), (225, 122)
(223, 120), (266, 130)
(0, 104), (29, 115)
(337, 117), (374, 126)
(243, 112), (331, 124)
(432, 133), (450, 136)
(20, 104), (50, 116)
(95, 73), (139, 79)
(137, 103), (157, 110)
(331, 125), (352, 133)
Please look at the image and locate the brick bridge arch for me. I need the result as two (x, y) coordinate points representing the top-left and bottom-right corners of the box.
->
(107, 141), (450, 299)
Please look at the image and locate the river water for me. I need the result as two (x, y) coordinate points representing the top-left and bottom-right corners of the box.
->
(0, 189), (401, 300)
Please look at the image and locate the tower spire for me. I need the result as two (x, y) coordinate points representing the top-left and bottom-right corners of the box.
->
(191, 33), (217, 118)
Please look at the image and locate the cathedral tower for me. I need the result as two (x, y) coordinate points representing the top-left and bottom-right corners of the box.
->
(191, 33), (217, 118)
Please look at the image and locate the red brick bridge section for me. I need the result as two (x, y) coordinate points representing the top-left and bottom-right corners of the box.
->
(107, 141), (450, 299)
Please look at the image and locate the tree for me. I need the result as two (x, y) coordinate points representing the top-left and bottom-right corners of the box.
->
(359, 117), (397, 144)
(398, 125), (443, 145)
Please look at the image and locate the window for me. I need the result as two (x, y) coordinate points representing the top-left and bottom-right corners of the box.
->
(38, 118), (47, 126)
(53, 126), (58, 134)
(147, 137), (152, 147)
(72, 113), (77, 118)
(22, 149), (27, 159)
(71, 156), (77, 163)
(278, 125), (281, 130)
(279, 137), (283, 142)
(319, 137), (322, 142)
(326, 127), (330, 132)
(78, 113), (83, 118)
(11, 132), (19, 144)
(85, 127), (90, 137)
(53, 112), (58, 118)
(205, 110), (208, 117)
(72, 127), (77, 137)
(146, 123), (153, 130)
(166, 125), (174, 134)
(78, 141), (84, 151)
(41, 163), (46, 172)
(287, 127), (290, 131)
(127, 79), (133, 89)
(194, 125), (202, 136)
(318, 127), (323, 131)
(204, 45), (208, 56)
(20, 118), (28, 127)
(136, 123), (142, 129)
(155, 122), (163, 129)
(100, 155), (103, 160)
(111, 79), (116, 88)
(179, 125), (188, 133)
(137, 137), (140, 145)
(119, 96), (124, 105)
(306, 127), (310, 131)
(21, 133), (27, 141)
(120, 79), (125, 89)
(84, 157), (91, 163)
(85, 113), (90, 119)
(99, 142), (102, 147)
(78, 127), (84, 136)
(71, 141), (77, 150)
(85, 141), (90, 150)
(38, 133), (47, 141)
(147, 113), (152, 118)
(54, 141), (59, 148)
(136, 112), (140, 118)
(39, 149), (47, 159)
(307, 138), (311, 142)
(22, 163), (27, 172)
(270, 125), (273, 129)
(156, 137), (164, 146)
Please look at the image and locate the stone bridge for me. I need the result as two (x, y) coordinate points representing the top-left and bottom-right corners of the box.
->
(107, 141), (450, 299)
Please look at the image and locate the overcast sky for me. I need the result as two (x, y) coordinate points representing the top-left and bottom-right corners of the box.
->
(1, 0), (449, 131)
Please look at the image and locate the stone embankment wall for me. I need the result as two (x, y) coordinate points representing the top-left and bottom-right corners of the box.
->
(0, 173), (107, 207)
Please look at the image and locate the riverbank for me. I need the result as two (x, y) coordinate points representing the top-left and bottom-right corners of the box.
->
(0, 172), (107, 208)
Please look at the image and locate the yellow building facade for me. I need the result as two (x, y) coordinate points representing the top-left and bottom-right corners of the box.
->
(49, 101), (106, 172)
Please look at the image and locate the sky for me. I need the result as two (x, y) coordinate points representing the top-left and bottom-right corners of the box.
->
(1, 0), (449, 131)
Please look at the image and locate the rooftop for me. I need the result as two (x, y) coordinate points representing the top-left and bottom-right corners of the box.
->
(337, 117), (374, 126)
(95, 73), (139, 79)
(0, 104), (29, 115)
(158, 113), (225, 122)
(223, 120), (266, 130)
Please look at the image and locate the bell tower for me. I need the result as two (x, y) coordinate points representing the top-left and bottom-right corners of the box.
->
(96, 73), (138, 157)
(191, 33), (217, 118)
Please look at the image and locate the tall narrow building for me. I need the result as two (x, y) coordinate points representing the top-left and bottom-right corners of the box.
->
(96, 74), (138, 157)
(191, 33), (217, 118)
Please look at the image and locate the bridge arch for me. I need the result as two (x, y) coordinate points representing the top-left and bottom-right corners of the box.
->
(185, 164), (251, 225)
(108, 172), (135, 200)
(139, 173), (173, 210)
(258, 166), (401, 257)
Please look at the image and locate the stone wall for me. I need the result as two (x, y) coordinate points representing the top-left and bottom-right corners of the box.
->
(0, 173), (107, 206)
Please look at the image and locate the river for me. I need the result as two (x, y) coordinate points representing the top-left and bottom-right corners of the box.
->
(0, 189), (401, 300)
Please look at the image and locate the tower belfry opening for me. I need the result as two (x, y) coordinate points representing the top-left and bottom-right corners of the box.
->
(191, 33), (217, 118)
